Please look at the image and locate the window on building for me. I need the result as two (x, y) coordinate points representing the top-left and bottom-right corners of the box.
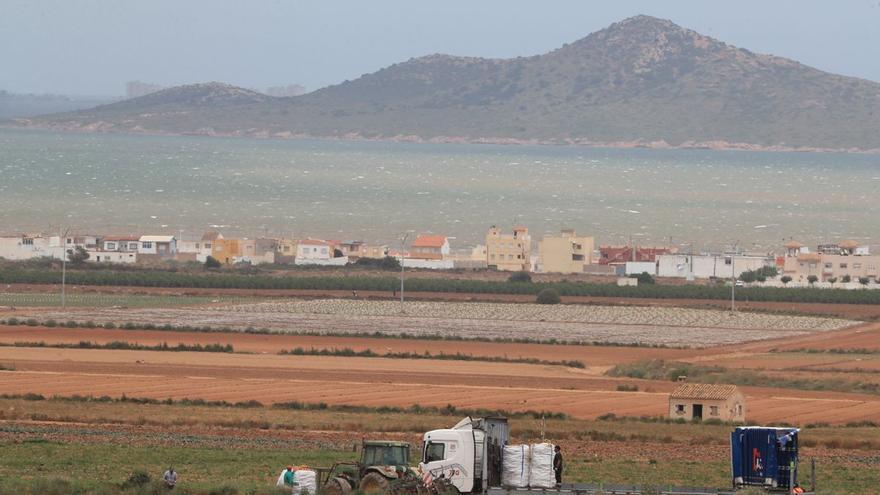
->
(195, 243), (200, 250)
(809, 263), (817, 269)
(854, 263), (862, 269)
(142, 242), (152, 249)
(321, 248), (327, 255)
(840, 263), (848, 269)
(737, 405), (743, 416)
(129, 243), (138, 251)
(710, 406), (719, 416)
(572, 254), (584, 261)
(675, 404), (685, 414)
(824, 263), (833, 269)
(22, 238), (34, 245)
(724, 257), (732, 265)
(66, 238), (72, 244)
(204, 243), (211, 249)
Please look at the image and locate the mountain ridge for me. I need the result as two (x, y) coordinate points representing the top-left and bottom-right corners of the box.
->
(11, 15), (880, 152)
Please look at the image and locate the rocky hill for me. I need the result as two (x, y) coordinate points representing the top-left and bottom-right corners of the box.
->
(13, 16), (880, 151)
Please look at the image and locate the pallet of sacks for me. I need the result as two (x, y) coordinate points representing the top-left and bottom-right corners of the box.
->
(502, 443), (555, 489)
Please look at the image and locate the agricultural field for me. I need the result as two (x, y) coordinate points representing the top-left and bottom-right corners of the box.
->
(0, 291), (255, 308)
(10, 299), (854, 347)
(0, 400), (877, 494)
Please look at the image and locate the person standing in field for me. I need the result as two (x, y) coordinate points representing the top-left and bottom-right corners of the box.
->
(553, 446), (563, 485)
(163, 467), (178, 489)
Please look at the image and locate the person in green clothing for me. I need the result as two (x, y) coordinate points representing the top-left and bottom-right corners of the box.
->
(284, 466), (296, 487)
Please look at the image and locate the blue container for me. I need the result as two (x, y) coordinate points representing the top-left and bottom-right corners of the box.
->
(731, 427), (799, 489)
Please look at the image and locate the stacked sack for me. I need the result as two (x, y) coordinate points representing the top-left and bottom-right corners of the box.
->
(501, 444), (530, 488)
(528, 443), (556, 489)
(294, 469), (318, 495)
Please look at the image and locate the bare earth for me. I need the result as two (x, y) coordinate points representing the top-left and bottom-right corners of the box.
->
(2, 324), (880, 425)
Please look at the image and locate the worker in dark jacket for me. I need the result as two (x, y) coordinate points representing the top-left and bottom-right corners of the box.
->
(553, 446), (563, 484)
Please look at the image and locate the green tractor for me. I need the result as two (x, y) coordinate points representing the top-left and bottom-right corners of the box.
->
(322, 440), (418, 495)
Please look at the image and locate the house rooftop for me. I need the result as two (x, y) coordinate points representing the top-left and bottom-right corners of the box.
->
(139, 235), (175, 243)
(412, 234), (448, 248)
(104, 235), (140, 242)
(670, 384), (739, 401)
(299, 239), (329, 246)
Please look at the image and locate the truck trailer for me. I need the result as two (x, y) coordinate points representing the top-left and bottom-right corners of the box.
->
(417, 417), (813, 495)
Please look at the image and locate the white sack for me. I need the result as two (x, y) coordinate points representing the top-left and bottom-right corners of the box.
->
(529, 443), (556, 488)
(295, 470), (318, 495)
(502, 444), (530, 488)
(276, 471), (287, 487)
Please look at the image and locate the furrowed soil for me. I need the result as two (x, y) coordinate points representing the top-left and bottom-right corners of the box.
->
(3, 341), (880, 424)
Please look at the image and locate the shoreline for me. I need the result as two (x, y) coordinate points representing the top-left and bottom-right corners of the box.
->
(5, 122), (880, 155)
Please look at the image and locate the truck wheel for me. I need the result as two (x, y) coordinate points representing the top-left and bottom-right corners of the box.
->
(359, 472), (391, 494)
(324, 477), (351, 495)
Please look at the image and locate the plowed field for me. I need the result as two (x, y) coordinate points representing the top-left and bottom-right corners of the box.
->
(3, 345), (880, 425)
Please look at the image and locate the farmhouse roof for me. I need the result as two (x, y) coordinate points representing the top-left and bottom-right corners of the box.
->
(797, 253), (821, 262)
(412, 235), (447, 248)
(783, 240), (804, 249)
(670, 384), (739, 401)
(201, 231), (223, 241)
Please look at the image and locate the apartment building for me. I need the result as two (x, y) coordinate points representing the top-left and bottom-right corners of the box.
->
(538, 229), (594, 274)
(486, 226), (531, 272)
(782, 240), (879, 282)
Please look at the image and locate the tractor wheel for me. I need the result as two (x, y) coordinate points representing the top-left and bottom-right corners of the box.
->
(323, 477), (352, 495)
(359, 472), (391, 494)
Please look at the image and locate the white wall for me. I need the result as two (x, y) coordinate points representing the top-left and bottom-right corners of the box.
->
(625, 261), (657, 275)
(0, 237), (64, 261)
(88, 251), (137, 264)
(296, 243), (331, 260)
(294, 256), (349, 266)
(402, 258), (454, 270)
(657, 254), (769, 279)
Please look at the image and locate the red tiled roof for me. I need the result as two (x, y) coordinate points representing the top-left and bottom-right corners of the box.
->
(412, 235), (447, 248)
(670, 384), (739, 401)
(299, 239), (329, 246)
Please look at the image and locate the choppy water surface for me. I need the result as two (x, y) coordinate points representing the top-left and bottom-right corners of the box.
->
(1, 129), (879, 250)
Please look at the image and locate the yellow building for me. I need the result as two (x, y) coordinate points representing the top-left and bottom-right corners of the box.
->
(211, 238), (242, 264)
(486, 225), (531, 272)
(538, 229), (594, 274)
(782, 240), (880, 283)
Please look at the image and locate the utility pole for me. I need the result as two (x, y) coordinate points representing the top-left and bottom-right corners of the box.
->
(399, 232), (410, 313)
(60, 226), (71, 309)
(730, 241), (739, 312)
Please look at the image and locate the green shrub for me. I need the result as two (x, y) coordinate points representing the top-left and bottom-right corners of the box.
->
(508, 271), (532, 283)
(536, 288), (561, 304)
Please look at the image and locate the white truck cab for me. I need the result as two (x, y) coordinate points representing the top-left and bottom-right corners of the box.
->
(419, 417), (509, 495)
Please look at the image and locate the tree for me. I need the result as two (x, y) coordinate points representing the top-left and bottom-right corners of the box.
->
(827, 277), (837, 285)
(859, 277), (870, 286)
(780, 275), (792, 285)
(842, 275), (852, 283)
(204, 256), (222, 269)
(508, 271), (532, 283)
(536, 288), (561, 304)
(67, 246), (89, 265)
(631, 271), (655, 285)
(807, 275), (819, 286)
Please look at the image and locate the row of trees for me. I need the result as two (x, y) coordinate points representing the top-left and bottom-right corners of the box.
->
(6, 267), (880, 304)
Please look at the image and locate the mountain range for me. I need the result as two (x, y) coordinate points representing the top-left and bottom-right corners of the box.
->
(11, 15), (880, 152)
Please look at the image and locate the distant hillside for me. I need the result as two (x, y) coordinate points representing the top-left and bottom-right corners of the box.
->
(0, 91), (116, 119)
(12, 16), (880, 151)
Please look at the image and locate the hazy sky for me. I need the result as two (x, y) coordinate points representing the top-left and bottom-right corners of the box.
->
(3, 0), (880, 96)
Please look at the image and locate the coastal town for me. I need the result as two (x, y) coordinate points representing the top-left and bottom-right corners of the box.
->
(2, 226), (878, 288)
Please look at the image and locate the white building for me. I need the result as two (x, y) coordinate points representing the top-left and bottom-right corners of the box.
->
(88, 250), (137, 264)
(656, 253), (770, 280)
(295, 239), (348, 266)
(138, 235), (177, 257)
(0, 235), (64, 261)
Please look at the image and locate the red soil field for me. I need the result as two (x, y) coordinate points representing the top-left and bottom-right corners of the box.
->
(2, 345), (880, 425)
